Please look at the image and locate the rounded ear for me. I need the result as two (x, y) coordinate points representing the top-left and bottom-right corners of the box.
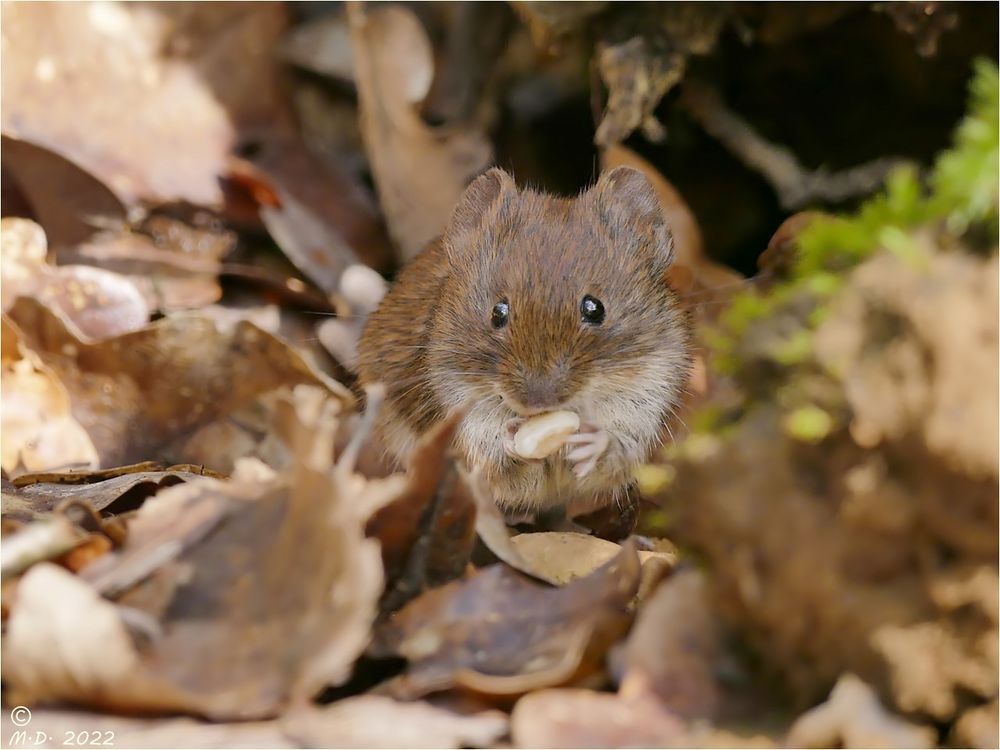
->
(593, 166), (675, 267)
(443, 167), (517, 257)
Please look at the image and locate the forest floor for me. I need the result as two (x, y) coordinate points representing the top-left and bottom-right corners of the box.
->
(1, 3), (997, 749)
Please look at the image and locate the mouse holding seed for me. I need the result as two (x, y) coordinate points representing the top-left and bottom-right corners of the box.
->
(357, 166), (691, 535)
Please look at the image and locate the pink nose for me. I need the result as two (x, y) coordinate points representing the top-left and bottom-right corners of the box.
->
(519, 373), (563, 410)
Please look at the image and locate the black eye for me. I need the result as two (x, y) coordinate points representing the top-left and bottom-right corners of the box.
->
(491, 299), (510, 329)
(580, 295), (605, 325)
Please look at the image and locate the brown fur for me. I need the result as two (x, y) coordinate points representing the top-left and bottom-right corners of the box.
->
(357, 167), (692, 511)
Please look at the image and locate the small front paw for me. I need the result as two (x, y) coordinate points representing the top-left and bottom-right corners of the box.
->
(503, 417), (526, 459)
(564, 422), (610, 479)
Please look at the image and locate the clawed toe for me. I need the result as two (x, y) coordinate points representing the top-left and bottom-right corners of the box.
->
(564, 423), (610, 479)
(503, 418), (524, 458)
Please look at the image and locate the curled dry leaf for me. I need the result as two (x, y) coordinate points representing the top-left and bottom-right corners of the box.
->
(1, 218), (150, 340)
(2, 468), (206, 523)
(0, 135), (127, 249)
(2, 2), (231, 206)
(348, 3), (493, 260)
(284, 695), (508, 750)
(63, 209), (237, 314)
(249, 131), (396, 278)
(1, 316), (98, 477)
(468, 470), (675, 586)
(785, 673), (936, 749)
(6, 296), (352, 470)
(69, 232), (222, 314)
(4, 386), (384, 719)
(371, 540), (641, 699)
(509, 532), (628, 586)
(509, 531), (675, 587)
(258, 184), (361, 296)
(467, 469), (564, 587)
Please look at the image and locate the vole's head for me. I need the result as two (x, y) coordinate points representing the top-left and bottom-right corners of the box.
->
(428, 166), (691, 463)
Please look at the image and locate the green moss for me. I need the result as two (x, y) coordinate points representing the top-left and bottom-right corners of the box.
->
(931, 58), (1000, 234)
(772, 329), (814, 367)
(783, 405), (834, 443)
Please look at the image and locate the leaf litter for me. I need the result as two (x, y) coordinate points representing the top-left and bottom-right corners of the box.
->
(1, 4), (996, 749)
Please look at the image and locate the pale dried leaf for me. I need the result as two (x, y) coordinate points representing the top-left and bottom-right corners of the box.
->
(7, 297), (352, 470)
(509, 532), (622, 585)
(3, 388), (384, 720)
(2, 563), (190, 711)
(1, 317), (98, 477)
(2, 2), (231, 206)
(2, 218), (150, 339)
(348, 3), (492, 260)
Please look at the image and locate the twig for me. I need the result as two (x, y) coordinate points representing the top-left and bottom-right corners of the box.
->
(680, 81), (909, 209)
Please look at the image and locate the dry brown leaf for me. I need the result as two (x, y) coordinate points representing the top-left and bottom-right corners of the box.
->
(0, 135), (127, 249)
(785, 673), (936, 748)
(348, 3), (492, 260)
(65, 223), (230, 314)
(2, 468), (206, 523)
(3, 387), (384, 719)
(259, 187), (361, 296)
(509, 532), (622, 585)
(367, 414), (477, 615)
(469, 470), (672, 585)
(2, 563), (195, 711)
(249, 135), (396, 280)
(1, 316), (98, 477)
(284, 695), (508, 749)
(464, 467), (563, 586)
(371, 540), (641, 699)
(2, 2), (231, 206)
(1, 218), (150, 339)
(6, 296), (352, 470)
